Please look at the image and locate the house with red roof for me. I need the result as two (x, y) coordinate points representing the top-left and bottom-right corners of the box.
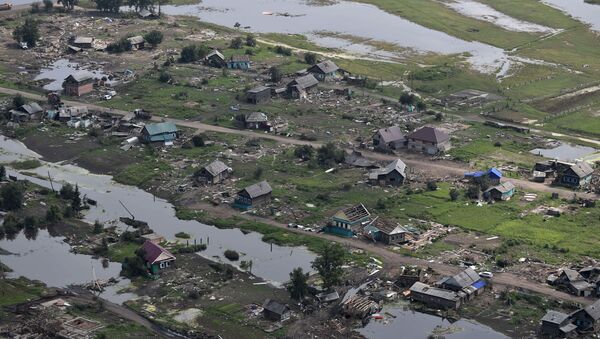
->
(142, 240), (176, 274)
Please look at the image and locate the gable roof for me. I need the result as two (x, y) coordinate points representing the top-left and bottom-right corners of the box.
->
(142, 240), (175, 264)
(245, 112), (268, 123)
(247, 85), (270, 94)
(20, 102), (43, 115)
(486, 181), (515, 194)
(567, 162), (594, 178)
(289, 74), (319, 90)
(309, 60), (339, 74)
(206, 50), (225, 60)
(65, 71), (94, 83)
(240, 181), (272, 199)
(410, 282), (460, 301)
(143, 122), (178, 136)
(204, 160), (231, 176)
(585, 299), (600, 320)
(375, 126), (404, 144)
(407, 126), (449, 144)
(263, 299), (289, 315)
(334, 204), (370, 223)
(560, 268), (584, 282)
(541, 310), (569, 325)
(229, 55), (250, 63)
(377, 159), (407, 177)
(443, 268), (481, 289)
(375, 219), (408, 236)
(127, 36), (145, 44)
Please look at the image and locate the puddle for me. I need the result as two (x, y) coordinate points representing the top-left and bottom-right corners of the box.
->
(0, 136), (316, 289)
(359, 303), (508, 339)
(446, 0), (559, 34)
(34, 59), (111, 91)
(542, 0), (600, 32)
(530, 142), (597, 162)
(158, 0), (513, 74)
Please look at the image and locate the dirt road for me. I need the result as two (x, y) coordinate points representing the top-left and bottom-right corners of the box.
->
(1, 86), (594, 200)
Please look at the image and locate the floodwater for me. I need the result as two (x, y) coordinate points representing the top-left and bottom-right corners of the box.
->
(359, 303), (507, 339)
(0, 136), (315, 290)
(543, 0), (600, 32)
(34, 59), (110, 91)
(159, 0), (512, 74)
(530, 142), (597, 162)
(446, 0), (559, 34)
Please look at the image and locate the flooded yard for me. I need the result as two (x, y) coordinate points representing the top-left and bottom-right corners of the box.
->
(530, 142), (597, 162)
(543, 0), (600, 32)
(34, 59), (111, 91)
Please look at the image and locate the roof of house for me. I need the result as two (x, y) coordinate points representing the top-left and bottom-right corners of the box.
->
(569, 280), (594, 291)
(20, 102), (43, 115)
(585, 299), (600, 320)
(263, 299), (289, 315)
(541, 310), (570, 325)
(560, 268), (584, 282)
(127, 36), (145, 44)
(410, 282), (460, 301)
(334, 204), (370, 223)
(486, 182), (515, 194)
(309, 60), (339, 74)
(229, 55), (250, 63)
(247, 85), (271, 94)
(370, 159), (407, 179)
(245, 112), (268, 123)
(138, 9), (155, 17)
(375, 219), (408, 236)
(73, 36), (93, 44)
(344, 151), (374, 168)
(375, 126), (404, 144)
(407, 126), (449, 144)
(443, 268), (481, 289)
(240, 181), (272, 199)
(143, 122), (178, 136)
(142, 240), (175, 265)
(206, 50), (225, 60)
(488, 168), (503, 178)
(568, 162), (594, 178)
(204, 160), (231, 176)
(65, 71), (94, 83)
(289, 74), (319, 90)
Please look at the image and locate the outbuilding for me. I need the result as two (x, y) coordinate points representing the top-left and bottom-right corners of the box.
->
(484, 182), (516, 201)
(369, 159), (407, 186)
(196, 160), (232, 184)
(246, 86), (271, 104)
(307, 60), (339, 81)
(262, 299), (290, 322)
(227, 55), (251, 70)
(127, 36), (145, 50)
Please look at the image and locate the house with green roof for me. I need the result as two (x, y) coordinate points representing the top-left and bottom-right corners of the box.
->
(140, 122), (178, 143)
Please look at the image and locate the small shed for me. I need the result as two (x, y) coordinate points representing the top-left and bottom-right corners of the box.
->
(127, 36), (145, 50)
(196, 160), (232, 184)
(72, 36), (94, 48)
(246, 86), (271, 104)
(409, 282), (461, 310)
(140, 122), (178, 143)
(540, 310), (577, 337)
(287, 74), (319, 99)
(368, 159), (407, 186)
(244, 112), (270, 131)
(262, 299), (290, 322)
(484, 182), (515, 201)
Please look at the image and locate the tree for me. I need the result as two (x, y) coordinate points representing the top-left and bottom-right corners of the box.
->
(106, 37), (131, 53)
(304, 52), (317, 65)
(294, 145), (313, 161)
(158, 71), (171, 83)
(312, 243), (346, 289)
(144, 30), (163, 48)
(449, 188), (459, 201)
(30, 2), (41, 13)
(316, 142), (345, 167)
(1, 183), (23, 210)
(230, 37), (243, 49)
(0, 165), (5, 181)
(43, 0), (53, 11)
(246, 34), (256, 47)
(13, 18), (40, 47)
(426, 181), (438, 191)
(156, 0), (170, 16)
(12, 95), (25, 109)
(93, 220), (104, 234)
(57, 0), (77, 10)
(93, 0), (122, 13)
(416, 101), (427, 112)
(179, 44), (209, 63)
(192, 135), (204, 147)
(127, 0), (153, 12)
(71, 184), (81, 211)
(288, 267), (309, 301)
(269, 66), (282, 83)
(435, 112), (444, 121)
(399, 91), (416, 106)
(45, 205), (62, 223)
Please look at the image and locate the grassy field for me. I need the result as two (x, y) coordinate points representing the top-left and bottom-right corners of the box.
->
(0, 277), (47, 307)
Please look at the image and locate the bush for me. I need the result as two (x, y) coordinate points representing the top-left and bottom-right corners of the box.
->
(316, 142), (345, 167)
(246, 34), (256, 47)
(294, 145), (314, 161)
(43, 0), (53, 11)
(426, 181), (438, 191)
(12, 95), (25, 108)
(1, 183), (23, 210)
(174, 244), (206, 253)
(144, 30), (163, 48)
(93, 220), (104, 234)
(224, 250), (239, 261)
(230, 37), (243, 49)
(30, 2), (40, 13)
(159, 71), (172, 83)
(179, 44), (209, 63)
(13, 18), (40, 47)
(175, 231), (190, 239)
(269, 66), (282, 82)
(449, 188), (459, 201)
(274, 45), (292, 56)
(106, 37), (131, 53)
(45, 205), (62, 223)
(304, 52), (317, 65)
(253, 167), (263, 179)
(192, 135), (204, 147)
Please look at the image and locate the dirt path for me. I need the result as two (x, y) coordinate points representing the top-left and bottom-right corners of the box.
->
(2, 87), (594, 200)
(187, 201), (592, 305)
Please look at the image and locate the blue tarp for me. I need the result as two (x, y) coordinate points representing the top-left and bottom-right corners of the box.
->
(488, 168), (503, 179)
(471, 280), (487, 290)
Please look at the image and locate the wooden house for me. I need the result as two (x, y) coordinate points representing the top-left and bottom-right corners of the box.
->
(572, 299), (600, 332)
(262, 299), (290, 322)
(406, 126), (451, 155)
(373, 126), (405, 152)
(409, 282), (462, 310)
(325, 204), (371, 237)
(142, 240), (176, 274)
(287, 74), (319, 99)
(540, 310), (577, 337)
(246, 86), (271, 104)
(196, 160), (232, 184)
(368, 159), (407, 186)
(62, 71), (95, 97)
(484, 182), (515, 201)
(244, 112), (271, 131)
(365, 219), (408, 245)
(140, 122), (178, 143)
(227, 55), (250, 70)
(234, 181), (272, 209)
(204, 50), (226, 68)
(127, 36), (145, 50)
(307, 60), (339, 81)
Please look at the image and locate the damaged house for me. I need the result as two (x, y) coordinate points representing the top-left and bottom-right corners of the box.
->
(140, 122), (178, 143)
(540, 310), (577, 337)
(204, 49), (226, 68)
(244, 112), (271, 131)
(307, 60), (339, 81)
(71, 36), (94, 49)
(234, 181), (272, 209)
(10, 102), (43, 122)
(409, 282), (462, 310)
(195, 160), (232, 184)
(552, 268), (594, 297)
(437, 267), (485, 300)
(464, 168), (503, 186)
(262, 299), (290, 322)
(533, 160), (594, 188)
(368, 159), (407, 186)
(62, 71), (95, 97)
(127, 36), (145, 50)
(287, 74), (319, 99)
(364, 219), (408, 245)
(324, 204), (371, 237)
(246, 85), (271, 104)
(406, 126), (451, 155)
(372, 126), (404, 152)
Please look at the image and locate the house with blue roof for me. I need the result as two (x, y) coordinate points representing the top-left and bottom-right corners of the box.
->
(140, 122), (178, 143)
(464, 167), (502, 185)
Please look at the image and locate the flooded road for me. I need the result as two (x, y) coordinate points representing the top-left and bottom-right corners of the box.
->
(0, 136), (315, 294)
(543, 0), (600, 32)
(160, 0), (511, 73)
(359, 303), (508, 339)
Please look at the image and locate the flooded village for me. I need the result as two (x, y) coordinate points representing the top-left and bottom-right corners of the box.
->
(2, 0), (600, 338)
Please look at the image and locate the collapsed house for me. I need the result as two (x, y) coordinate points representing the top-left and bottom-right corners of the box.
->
(234, 181), (272, 209)
(341, 295), (380, 318)
(71, 36), (94, 49)
(344, 151), (376, 168)
(62, 71), (95, 97)
(324, 204), (371, 237)
(9, 102), (44, 122)
(204, 49), (226, 68)
(195, 160), (232, 184)
(287, 74), (319, 99)
(533, 160), (594, 188)
(437, 268), (486, 300)
(409, 282), (462, 310)
(127, 36), (145, 50)
(372, 126), (404, 152)
(368, 159), (407, 186)
(549, 268), (595, 297)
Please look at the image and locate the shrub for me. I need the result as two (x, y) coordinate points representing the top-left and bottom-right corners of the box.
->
(230, 37), (243, 49)
(43, 0), (53, 11)
(175, 231), (190, 239)
(426, 181), (438, 191)
(304, 52), (317, 65)
(106, 37), (131, 53)
(245, 34), (256, 47)
(12, 95), (25, 109)
(274, 45), (292, 56)
(192, 135), (204, 147)
(159, 71), (172, 83)
(13, 18), (40, 47)
(1, 183), (23, 210)
(144, 30), (163, 48)
(179, 44), (209, 63)
(224, 250), (239, 261)
(449, 188), (459, 201)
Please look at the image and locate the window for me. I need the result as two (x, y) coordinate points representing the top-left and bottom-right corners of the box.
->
(159, 262), (165, 269)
